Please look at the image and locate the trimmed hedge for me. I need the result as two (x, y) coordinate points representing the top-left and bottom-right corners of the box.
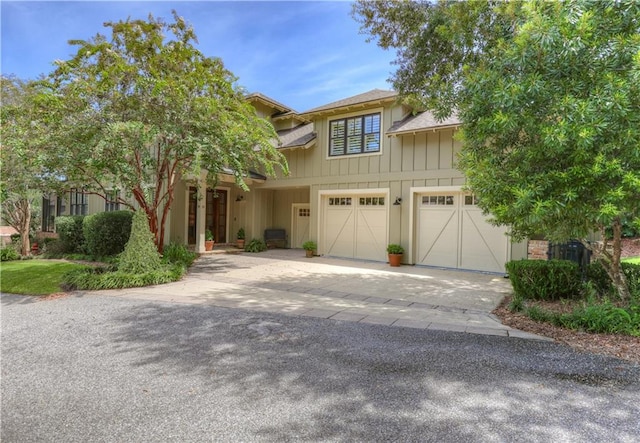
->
(83, 210), (133, 258)
(506, 259), (582, 301)
(55, 216), (86, 253)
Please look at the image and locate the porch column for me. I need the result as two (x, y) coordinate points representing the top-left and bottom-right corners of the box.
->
(196, 173), (207, 253)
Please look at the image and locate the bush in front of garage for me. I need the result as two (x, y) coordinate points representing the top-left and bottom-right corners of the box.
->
(506, 259), (582, 302)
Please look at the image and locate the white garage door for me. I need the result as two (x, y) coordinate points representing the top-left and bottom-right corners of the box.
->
(416, 194), (509, 273)
(323, 195), (387, 261)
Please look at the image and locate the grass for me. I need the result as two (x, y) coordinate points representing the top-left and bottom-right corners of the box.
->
(0, 260), (87, 295)
(623, 256), (640, 264)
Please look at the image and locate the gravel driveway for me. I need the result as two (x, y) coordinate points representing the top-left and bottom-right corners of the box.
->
(2, 293), (639, 442)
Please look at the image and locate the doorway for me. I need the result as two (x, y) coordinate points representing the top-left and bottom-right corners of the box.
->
(188, 187), (228, 244)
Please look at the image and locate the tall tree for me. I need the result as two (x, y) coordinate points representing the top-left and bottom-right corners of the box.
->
(458, 0), (640, 299)
(355, 0), (640, 299)
(0, 76), (52, 255)
(48, 11), (288, 251)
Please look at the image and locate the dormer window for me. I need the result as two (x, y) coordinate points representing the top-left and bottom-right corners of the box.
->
(329, 112), (381, 157)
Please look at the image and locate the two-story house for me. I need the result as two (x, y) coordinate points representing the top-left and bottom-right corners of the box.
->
(45, 89), (526, 272)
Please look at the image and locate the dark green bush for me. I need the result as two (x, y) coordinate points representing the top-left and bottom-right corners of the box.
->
(244, 238), (267, 253)
(0, 246), (20, 261)
(41, 239), (67, 257)
(55, 216), (86, 253)
(506, 259), (581, 301)
(83, 210), (133, 258)
(162, 242), (197, 267)
(587, 261), (640, 300)
(118, 210), (162, 274)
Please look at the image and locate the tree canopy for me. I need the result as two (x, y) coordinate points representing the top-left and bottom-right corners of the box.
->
(0, 76), (55, 255)
(354, 0), (640, 298)
(352, 0), (523, 119)
(458, 0), (640, 298)
(47, 11), (288, 250)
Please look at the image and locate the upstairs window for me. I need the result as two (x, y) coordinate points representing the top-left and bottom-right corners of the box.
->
(329, 113), (381, 157)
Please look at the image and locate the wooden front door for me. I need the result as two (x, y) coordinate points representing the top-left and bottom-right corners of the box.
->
(206, 189), (227, 243)
(188, 187), (198, 244)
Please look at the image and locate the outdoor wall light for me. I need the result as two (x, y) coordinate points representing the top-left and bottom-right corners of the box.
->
(235, 195), (245, 202)
(393, 197), (402, 205)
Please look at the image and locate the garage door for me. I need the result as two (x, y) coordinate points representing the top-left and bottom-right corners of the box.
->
(323, 195), (387, 261)
(416, 193), (509, 273)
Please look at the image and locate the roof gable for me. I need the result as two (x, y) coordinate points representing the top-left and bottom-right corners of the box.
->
(300, 89), (398, 118)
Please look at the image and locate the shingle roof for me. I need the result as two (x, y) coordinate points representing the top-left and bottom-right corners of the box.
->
(386, 111), (461, 135)
(276, 123), (316, 149)
(221, 167), (267, 181)
(301, 89), (398, 116)
(246, 92), (294, 114)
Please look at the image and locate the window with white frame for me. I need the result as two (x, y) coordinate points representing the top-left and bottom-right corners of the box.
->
(329, 113), (381, 157)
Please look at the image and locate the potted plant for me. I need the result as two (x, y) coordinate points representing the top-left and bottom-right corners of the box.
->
(205, 229), (215, 251)
(302, 240), (317, 258)
(387, 243), (404, 267)
(236, 228), (245, 249)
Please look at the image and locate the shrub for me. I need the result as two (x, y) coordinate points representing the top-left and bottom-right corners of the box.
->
(61, 264), (184, 291)
(524, 301), (640, 336)
(41, 239), (68, 258)
(162, 243), (197, 267)
(0, 246), (20, 261)
(587, 261), (640, 300)
(244, 238), (267, 253)
(506, 259), (582, 301)
(118, 210), (162, 274)
(83, 210), (133, 258)
(55, 216), (86, 253)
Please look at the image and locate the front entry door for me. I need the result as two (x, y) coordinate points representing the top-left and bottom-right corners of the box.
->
(188, 187), (198, 244)
(187, 187), (228, 244)
(206, 189), (227, 243)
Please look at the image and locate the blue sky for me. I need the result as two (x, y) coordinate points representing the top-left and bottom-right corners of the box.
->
(1, 1), (396, 112)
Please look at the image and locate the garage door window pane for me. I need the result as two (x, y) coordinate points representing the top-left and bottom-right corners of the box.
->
(422, 195), (455, 206)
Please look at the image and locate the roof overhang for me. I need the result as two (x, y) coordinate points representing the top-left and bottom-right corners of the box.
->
(387, 124), (461, 137)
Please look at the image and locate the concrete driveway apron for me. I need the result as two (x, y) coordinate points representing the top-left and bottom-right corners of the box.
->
(90, 249), (548, 340)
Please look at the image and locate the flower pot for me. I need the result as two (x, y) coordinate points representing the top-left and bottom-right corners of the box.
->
(205, 240), (215, 251)
(305, 249), (315, 258)
(236, 239), (245, 249)
(388, 253), (402, 267)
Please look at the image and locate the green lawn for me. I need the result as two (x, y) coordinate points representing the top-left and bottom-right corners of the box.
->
(0, 260), (86, 295)
(623, 257), (640, 264)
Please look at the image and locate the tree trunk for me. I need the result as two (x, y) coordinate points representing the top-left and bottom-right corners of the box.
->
(608, 218), (631, 301)
(590, 219), (631, 301)
(20, 207), (31, 256)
